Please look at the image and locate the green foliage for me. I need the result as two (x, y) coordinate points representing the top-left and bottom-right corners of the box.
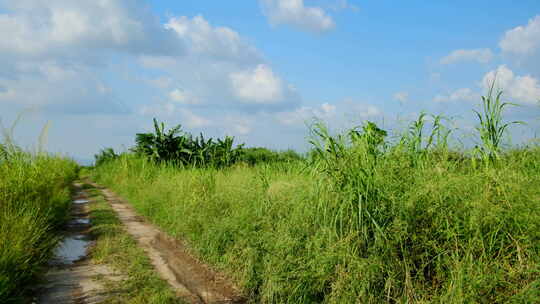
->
(93, 145), (540, 303)
(0, 143), (6, 162)
(398, 113), (453, 167)
(86, 186), (179, 303)
(133, 118), (244, 168)
(94, 147), (119, 166)
(90, 87), (538, 302)
(474, 83), (522, 164)
(239, 147), (303, 165)
(0, 150), (78, 302)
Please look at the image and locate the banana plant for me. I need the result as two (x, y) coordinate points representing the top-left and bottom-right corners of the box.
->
(134, 118), (244, 168)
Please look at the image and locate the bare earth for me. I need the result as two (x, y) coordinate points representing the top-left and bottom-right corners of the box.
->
(36, 184), (122, 304)
(36, 182), (244, 304)
(97, 185), (244, 304)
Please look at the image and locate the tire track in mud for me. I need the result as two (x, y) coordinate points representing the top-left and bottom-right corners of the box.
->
(35, 183), (122, 304)
(93, 183), (245, 304)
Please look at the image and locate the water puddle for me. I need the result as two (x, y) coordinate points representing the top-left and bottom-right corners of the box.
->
(49, 192), (92, 265)
(52, 235), (90, 264)
(69, 218), (90, 225)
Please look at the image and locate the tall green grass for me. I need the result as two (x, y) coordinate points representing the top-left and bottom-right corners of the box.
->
(92, 90), (540, 302)
(0, 144), (78, 302)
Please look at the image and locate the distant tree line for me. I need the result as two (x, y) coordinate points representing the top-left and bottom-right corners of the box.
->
(94, 118), (303, 167)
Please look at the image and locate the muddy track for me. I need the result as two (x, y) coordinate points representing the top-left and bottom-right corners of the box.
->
(92, 183), (245, 304)
(35, 183), (122, 304)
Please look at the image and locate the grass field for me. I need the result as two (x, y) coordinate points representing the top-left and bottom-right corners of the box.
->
(0, 146), (78, 302)
(92, 112), (540, 302)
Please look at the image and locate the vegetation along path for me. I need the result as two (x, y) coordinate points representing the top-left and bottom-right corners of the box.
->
(35, 181), (244, 304)
(36, 183), (121, 303)
(92, 182), (244, 304)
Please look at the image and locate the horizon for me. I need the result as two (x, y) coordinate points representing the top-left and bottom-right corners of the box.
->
(1, 0), (540, 159)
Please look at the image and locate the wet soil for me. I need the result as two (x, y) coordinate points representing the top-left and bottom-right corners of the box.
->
(34, 184), (120, 304)
(33, 182), (244, 304)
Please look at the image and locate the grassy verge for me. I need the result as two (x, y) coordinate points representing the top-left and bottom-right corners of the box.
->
(92, 147), (540, 303)
(91, 92), (540, 303)
(83, 182), (180, 304)
(0, 151), (78, 302)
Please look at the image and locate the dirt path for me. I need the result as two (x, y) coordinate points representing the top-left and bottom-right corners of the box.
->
(34, 182), (244, 304)
(35, 184), (122, 304)
(95, 184), (244, 304)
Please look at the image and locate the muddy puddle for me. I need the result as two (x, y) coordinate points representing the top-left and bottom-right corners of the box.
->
(49, 194), (92, 266)
(35, 186), (121, 303)
(52, 235), (90, 265)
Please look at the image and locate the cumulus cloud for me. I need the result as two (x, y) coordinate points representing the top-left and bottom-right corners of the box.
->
(260, 0), (335, 33)
(0, 1), (299, 115)
(482, 65), (540, 105)
(0, 0), (183, 115)
(165, 15), (260, 64)
(440, 48), (494, 65)
(230, 64), (287, 104)
(393, 91), (409, 102)
(139, 103), (210, 128)
(0, 0), (315, 157)
(433, 88), (479, 103)
(0, 0), (182, 60)
(0, 61), (128, 114)
(138, 16), (299, 111)
(500, 15), (540, 56)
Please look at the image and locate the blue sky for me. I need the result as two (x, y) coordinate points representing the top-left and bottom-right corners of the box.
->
(1, 0), (539, 161)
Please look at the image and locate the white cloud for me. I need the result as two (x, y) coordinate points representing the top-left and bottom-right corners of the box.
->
(482, 65), (540, 105)
(434, 88), (479, 103)
(169, 89), (200, 105)
(0, 61), (127, 114)
(230, 64), (286, 104)
(276, 102), (337, 125)
(165, 15), (260, 63)
(260, 0), (335, 33)
(440, 48), (494, 65)
(393, 91), (409, 102)
(500, 15), (540, 56)
(179, 109), (211, 128)
(353, 104), (381, 119)
(223, 116), (253, 135)
(0, 1), (312, 158)
(0, 0), (182, 59)
(139, 16), (299, 110)
(0, 0), (183, 115)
